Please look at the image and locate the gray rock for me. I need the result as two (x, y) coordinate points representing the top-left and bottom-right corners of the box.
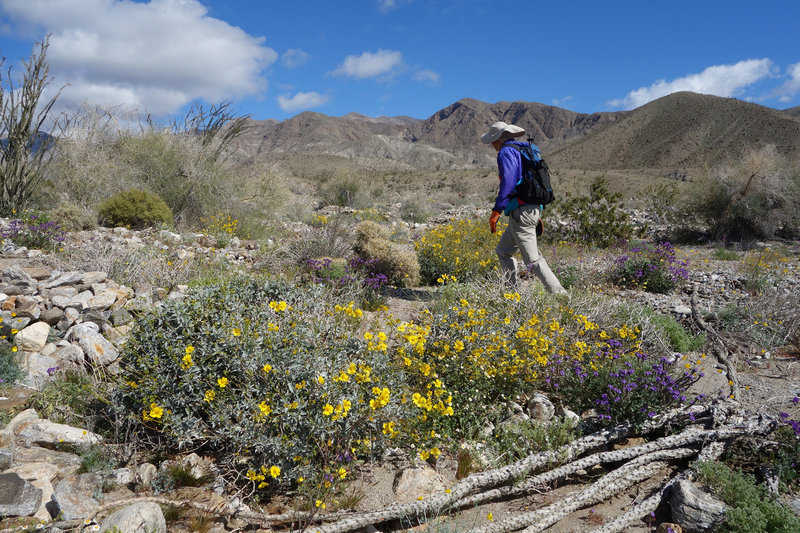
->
(44, 271), (84, 289)
(14, 446), (81, 475)
(20, 352), (59, 389)
(110, 307), (134, 326)
(56, 307), (80, 331)
(789, 498), (800, 517)
(137, 463), (158, 487)
(16, 321), (51, 352)
(525, 392), (555, 421)
(0, 312), (31, 337)
(0, 449), (13, 470)
(671, 479), (727, 532)
(393, 467), (447, 503)
(51, 474), (100, 520)
(0, 266), (37, 295)
(13, 297), (41, 320)
(53, 343), (85, 365)
(0, 472), (42, 517)
(17, 419), (102, 447)
(88, 290), (117, 310)
(82, 271), (108, 285)
(99, 501), (167, 533)
(68, 322), (118, 365)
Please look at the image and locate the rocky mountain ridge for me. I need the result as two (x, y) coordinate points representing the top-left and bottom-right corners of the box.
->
(235, 93), (800, 172)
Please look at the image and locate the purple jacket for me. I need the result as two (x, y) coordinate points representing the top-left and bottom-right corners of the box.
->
(492, 140), (527, 214)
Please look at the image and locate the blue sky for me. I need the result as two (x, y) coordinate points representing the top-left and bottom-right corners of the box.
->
(1, 0), (799, 121)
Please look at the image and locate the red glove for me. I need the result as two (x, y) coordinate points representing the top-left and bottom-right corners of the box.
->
(489, 211), (501, 234)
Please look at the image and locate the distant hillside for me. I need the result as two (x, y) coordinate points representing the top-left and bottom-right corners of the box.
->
(236, 93), (800, 172)
(548, 92), (800, 170)
(785, 106), (800, 118)
(236, 98), (626, 168)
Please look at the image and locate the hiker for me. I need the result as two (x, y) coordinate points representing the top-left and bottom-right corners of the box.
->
(481, 121), (566, 293)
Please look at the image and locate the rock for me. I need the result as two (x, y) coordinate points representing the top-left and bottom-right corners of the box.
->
(0, 449), (13, 470)
(0, 409), (40, 444)
(670, 479), (727, 532)
(789, 498), (800, 517)
(16, 321), (51, 352)
(14, 446), (82, 475)
(83, 271), (108, 285)
(110, 307), (134, 326)
(0, 472), (42, 517)
(525, 392), (555, 421)
(137, 463), (158, 487)
(0, 312), (30, 337)
(393, 467), (447, 503)
(673, 304), (692, 315)
(657, 524), (683, 533)
(88, 290), (118, 310)
(51, 474), (101, 520)
(68, 322), (119, 365)
(13, 296), (41, 320)
(44, 271), (84, 289)
(56, 307), (80, 331)
(98, 501), (167, 533)
(0, 266), (37, 295)
(53, 343), (85, 365)
(20, 352), (59, 388)
(17, 419), (102, 447)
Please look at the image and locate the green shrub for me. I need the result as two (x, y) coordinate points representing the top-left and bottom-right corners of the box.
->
(696, 461), (800, 533)
(353, 221), (420, 287)
(26, 370), (110, 432)
(0, 343), (22, 387)
(97, 189), (173, 229)
(320, 171), (371, 209)
(548, 177), (635, 248)
(713, 247), (739, 261)
(647, 311), (706, 353)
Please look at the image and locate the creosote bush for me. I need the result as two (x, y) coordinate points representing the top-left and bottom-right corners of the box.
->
(97, 188), (173, 229)
(353, 220), (420, 287)
(547, 176), (635, 248)
(692, 145), (800, 241)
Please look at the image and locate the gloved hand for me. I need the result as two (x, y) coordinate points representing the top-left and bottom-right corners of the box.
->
(489, 211), (501, 234)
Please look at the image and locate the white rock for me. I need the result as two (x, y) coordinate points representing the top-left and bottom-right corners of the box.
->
(18, 419), (102, 447)
(98, 502), (167, 533)
(16, 321), (51, 352)
(394, 467), (448, 503)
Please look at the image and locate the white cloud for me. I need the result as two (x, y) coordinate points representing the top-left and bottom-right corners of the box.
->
(0, 0), (276, 116)
(412, 68), (440, 85)
(552, 96), (574, 108)
(331, 49), (403, 80)
(277, 91), (330, 113)
(774, 62), (800, 103)
(609, 59), (775, 109)
(282, 48), (310, 69)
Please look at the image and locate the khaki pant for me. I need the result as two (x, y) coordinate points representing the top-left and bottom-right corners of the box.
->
(496, 205), (566, 293)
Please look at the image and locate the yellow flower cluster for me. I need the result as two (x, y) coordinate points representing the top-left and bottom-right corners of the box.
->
(245, 464), (281, 488)
(335, 301), (364, 318)
(416, 217), (503, 283)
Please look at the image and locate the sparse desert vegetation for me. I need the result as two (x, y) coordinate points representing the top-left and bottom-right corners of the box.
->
(1, 42), (799, 533)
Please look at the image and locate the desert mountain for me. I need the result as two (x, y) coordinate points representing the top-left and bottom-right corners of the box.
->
(785, 106), (800, 119)
(547, 92), (800, 170)
(237, 93), (800, 171)
(237, 98), (625, 168)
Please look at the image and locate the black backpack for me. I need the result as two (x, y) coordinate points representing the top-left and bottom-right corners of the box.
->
(509, 141), (555, 206)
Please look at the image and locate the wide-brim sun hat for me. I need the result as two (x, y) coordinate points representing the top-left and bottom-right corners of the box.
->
(480, 121), (526, 143)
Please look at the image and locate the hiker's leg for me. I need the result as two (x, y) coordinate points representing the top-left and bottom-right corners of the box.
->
(495, 216), (519, 287)
(515, 206), (566, 294)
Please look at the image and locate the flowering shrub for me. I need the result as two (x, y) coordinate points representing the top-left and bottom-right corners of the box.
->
(398, 288), (644, 434)
(0, 212), (66, 250)
(415, 217), (503, 285)
(114, 276), (445, 497)
(305, 256), (389, 310)
(542, 349), (701, 427)
(610, 241), (689, 294)
(200, 212), (247, 247)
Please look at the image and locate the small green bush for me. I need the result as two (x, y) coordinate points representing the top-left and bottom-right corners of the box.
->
(713, 247), (739, 261)
(0, 343), (22, 387)
(97, 189), (173, 229)
(353, 221), (420, 287)
(488, 417), (578, 467)
(647, 311), (706, 353)
(548, 177), (635, 248)
(696, 461), (800, 533)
